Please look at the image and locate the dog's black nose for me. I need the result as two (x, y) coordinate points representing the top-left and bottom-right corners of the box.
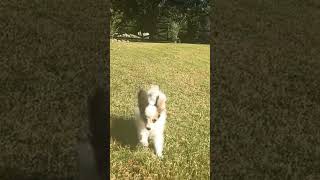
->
(146, 127), (151, 130)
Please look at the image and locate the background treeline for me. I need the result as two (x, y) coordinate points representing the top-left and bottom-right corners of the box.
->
(111, 0), (210, 43)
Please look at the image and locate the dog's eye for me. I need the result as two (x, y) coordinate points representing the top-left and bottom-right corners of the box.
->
(152, 119), (156, 123)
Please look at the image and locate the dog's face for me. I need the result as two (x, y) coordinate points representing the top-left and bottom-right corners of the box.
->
(137, 85), (167, 131)
(144, 105), (160, 130)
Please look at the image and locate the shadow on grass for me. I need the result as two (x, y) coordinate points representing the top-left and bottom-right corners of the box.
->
(110, 115), (139, 148)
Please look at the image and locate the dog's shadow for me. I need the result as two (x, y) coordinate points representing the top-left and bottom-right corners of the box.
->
(110, 115), (139, 148)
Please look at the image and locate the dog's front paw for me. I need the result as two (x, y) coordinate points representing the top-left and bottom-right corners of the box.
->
(139, 141), (149, 147)
(156, 152), (163, 159)
(156, 151), (163, 159)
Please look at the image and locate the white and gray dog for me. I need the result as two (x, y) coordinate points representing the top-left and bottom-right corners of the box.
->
(134, 85), (167, 158)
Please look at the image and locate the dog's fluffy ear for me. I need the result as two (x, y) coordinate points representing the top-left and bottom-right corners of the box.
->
(138, 89), (148, 114)
(147, 85), (160, 105)
(156, 93), (167, 113)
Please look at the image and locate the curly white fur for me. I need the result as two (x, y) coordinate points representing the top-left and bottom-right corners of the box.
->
(134, 85), (167, 158)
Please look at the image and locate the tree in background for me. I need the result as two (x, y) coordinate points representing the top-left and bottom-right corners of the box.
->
(166, 6), (187, 42)
(161, 0), (210, 43)
(110, 9), (124, 38)
(111, 0), (163, 40)
(136, 0), (162, 40)
(184, 0), (210, 43)
(110, 0), (210, 43)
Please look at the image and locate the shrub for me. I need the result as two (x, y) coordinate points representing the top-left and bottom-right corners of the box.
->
(168, 21), (181, 42)
(167, 7), (186, 43)
(110, 9), (124, 38)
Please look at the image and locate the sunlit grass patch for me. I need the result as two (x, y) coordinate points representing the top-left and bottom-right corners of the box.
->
(110, 42), (210, 179)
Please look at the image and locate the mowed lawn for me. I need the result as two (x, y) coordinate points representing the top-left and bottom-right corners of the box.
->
(110, 41), (210, 179)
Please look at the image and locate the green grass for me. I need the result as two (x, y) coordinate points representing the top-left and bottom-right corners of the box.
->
(110, 42), (210, 179)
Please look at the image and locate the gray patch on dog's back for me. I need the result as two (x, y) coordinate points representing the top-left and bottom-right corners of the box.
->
(138, 89), (148, 118)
